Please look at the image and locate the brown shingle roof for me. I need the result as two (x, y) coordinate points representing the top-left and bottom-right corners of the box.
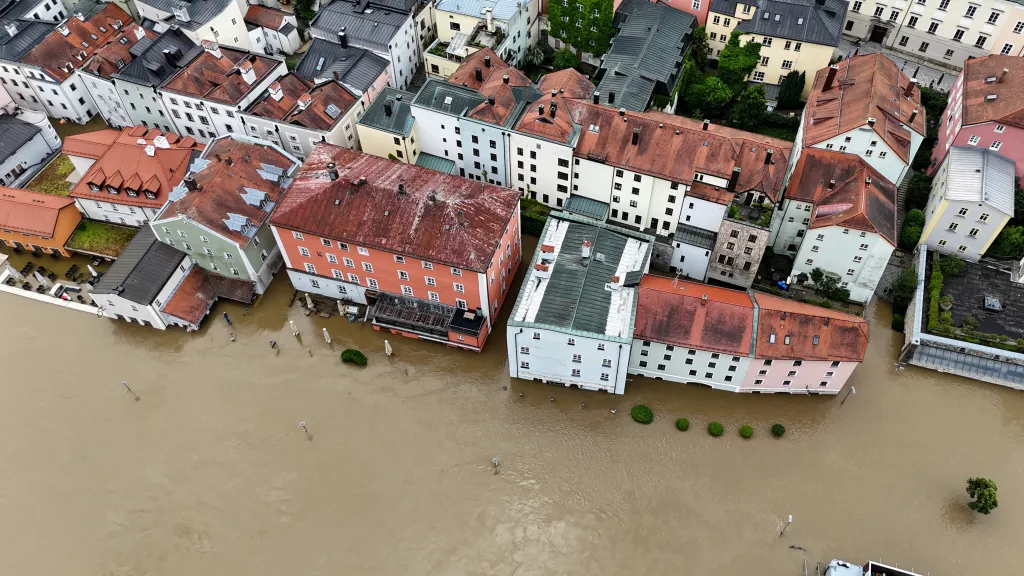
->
(157, 136), (299, 245)
(271, 145), (521, 273)
(803, 53), (925, 164)
(161, 265), (256, 325)
(0, 188), (75, 236)
(21, 4), (134, 82)
(634, 275), (755, 356)
(568, 101), (791, 200)
(69, 126), (203, 209)
(785, 148), (898, 245)
(161, 45), (280, 104)
(514, 68), (594, 144)
(244, 5), (289, 30)
(447, 48), (506, 90)
(961, 55), (1024, 129)
(750, 292), (868, 362)
(247, 73), (358, 131)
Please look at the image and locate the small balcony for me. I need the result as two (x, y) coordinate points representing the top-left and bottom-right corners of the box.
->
(726, 193), (775, 229)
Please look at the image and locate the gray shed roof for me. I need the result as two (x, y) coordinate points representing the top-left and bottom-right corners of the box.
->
(92, 227), (186, 305)
(412, 78), (486, 116)
(674, 222), (718, 250)
(311, 0), (414, 53)
(510, 212), (653, 341)
(112, 28), (201, 87)
(709, 0), (846, 47)
(358, 86), (415, 135)
(564, 194), (609, 221)
(415, 152), (457, 173)
(595, 4), (694, 112)
(136, 0), (236, 31)
(0, 114), (40, 163)
(943, 146), (1016, 217)
(294, 38), (390, 95)
(0, 20), (55, 63)
(435, 0), (529, 20)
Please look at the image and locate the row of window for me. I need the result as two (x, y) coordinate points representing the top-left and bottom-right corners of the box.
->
(303, 262), (466, 292)
(517, 362), (611, 382)
(294, 233), (465, 275)
(306, 274), (470, 309)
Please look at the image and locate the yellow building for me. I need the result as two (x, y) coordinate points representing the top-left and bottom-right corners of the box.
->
(706, 0), (847, 97)
(355, 87), (421, 165)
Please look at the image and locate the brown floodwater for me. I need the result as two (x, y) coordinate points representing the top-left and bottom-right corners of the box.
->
(0, 236), (1022, 575)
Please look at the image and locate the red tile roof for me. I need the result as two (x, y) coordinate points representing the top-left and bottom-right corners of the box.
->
(246, 73), (358, 131)
(271, 145), (521, 273)
(161, 44), (281, 104)
(961, 55), (1024, 128)
(21, 4), (135, 82)
(157, 136), (299, 245)
(686, 181), (734, 205)
(69, 126), (203, 209)
(750, 292), (868, 362)
(804, 53), (925, 164)
(447, 48), (506, 90)
(160, 265), (256, 325)
(244, 5), (290, 30)
(568, 101), (791, 200)
(63, 128), (121, 159)
(634, 275), (755, 356)
(785, 148), (898, 245)
(82, 24), (156, 80)
(0, 188), (75, 236)
(514, 68), (594, 144)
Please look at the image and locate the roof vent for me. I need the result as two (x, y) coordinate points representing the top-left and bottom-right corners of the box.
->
(427, 191), (436, 202)
(986, 94), (998, 101)
(327, 163), (338, 181)
(145, 145), (155, 157)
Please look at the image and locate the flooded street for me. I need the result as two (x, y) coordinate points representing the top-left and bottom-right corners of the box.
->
(1, 237), (1022, 575)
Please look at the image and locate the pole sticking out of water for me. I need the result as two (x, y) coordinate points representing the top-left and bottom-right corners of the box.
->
(323, 327), (331, 344)
(290, 320), (299, 337)
(122, 381), (139, 401)
(779, 514), (793, 537)
(492, 456), (499, 475)
(840, 385), (856, 407)
(299, 421), (312, 441)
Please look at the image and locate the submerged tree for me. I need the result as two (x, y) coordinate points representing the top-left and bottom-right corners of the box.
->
(966, 477), (998, 515)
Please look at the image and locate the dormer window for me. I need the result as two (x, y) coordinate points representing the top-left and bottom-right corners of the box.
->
(125, 188), (137, 197)
(118, 37), (127, 45)
(88, 183), (99, 192)
(144, 191), (156, 199)
(116, 59), (124, 69)
(107, 185), (118, 194)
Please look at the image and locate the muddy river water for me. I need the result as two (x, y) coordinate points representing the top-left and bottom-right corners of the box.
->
(0, 239), (1022, 575)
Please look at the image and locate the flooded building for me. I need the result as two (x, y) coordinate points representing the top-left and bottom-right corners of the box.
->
(271, 145), (522, 351)
(507, 212), (653, 394)
(0, 187), (80, 256)
(150, 134), (300, 294)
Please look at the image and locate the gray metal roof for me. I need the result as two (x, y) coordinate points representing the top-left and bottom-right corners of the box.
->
(92, 226), (186, 305)
(435, 0), (530, 20)
(294, 38), (390, 95)
(359, 86), (415, 135)
(595, 4), (694, 112)
(0, 113), (40, 162)
(564, 194), (609, 221)
(113, 28), (201, 87)
(510, 212), (653, 340)
(0, 0), (48, 24)
(943, 146), (1016, 217)
(279, 22), (295, 35)
(411, 78), (486, 116)
(311, 0), (413, 53)
(0, 20), (55, 63)
(674, 222), (718, 250)
(136, 0), (236, 31)
(709, 0), (846, 47)
(415, 152), (457, 173)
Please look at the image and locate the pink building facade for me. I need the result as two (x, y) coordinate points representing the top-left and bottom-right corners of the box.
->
(738, 358), (858, 394)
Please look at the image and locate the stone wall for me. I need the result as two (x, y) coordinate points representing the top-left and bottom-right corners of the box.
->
(707, 219), (768, 289)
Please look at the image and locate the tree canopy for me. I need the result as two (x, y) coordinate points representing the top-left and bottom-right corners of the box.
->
(778, 71), (804, 109)
(717, 31), (761, 93)
(730, 84), (767, 131)
(686, 76), (733, 119)
(689, 26), (709, 72)
(547, 0), (616, 58)
(966, 477), (998, 515)
(552, 47), (580, 70)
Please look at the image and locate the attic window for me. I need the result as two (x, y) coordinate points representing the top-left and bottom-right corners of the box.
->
(125, 188), (137, 197)
(89, 33), (98, 40)
(797, 17), (804, 24)
(763, 11), (769, 19)
(119, 37), (128, 45)
(145, 191), (156, 199)
(769, 332), (776, 344)
(588, 123), (599, 133)
(80, 41), (88, 48)
(88, 183), (99, 192)
(784, 335), (791, 345)
(116, 59), (125, 69)
(774, 14), (780, 21)
(98, 26), (107, 32)
(985, 76), (997, 83)
(812, 335), (820, 345)
(107, 185), (118, 194)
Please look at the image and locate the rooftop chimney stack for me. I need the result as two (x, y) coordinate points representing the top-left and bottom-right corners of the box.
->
(727, 167), (741, 192)
(823, 65), (838, 91)
(487, 95), (495, 106)
(201, 40), (222, 59)
(296, 93), (312, 111)
(904, 78), (918, 98)
(703, 119), (709, 131)
(608, 91), (615, 104)
(550, 101), (557, 118)
(474, 67), (483, 82)
(551, 89), (557, 97)
(268, 81), (283, 101)
(592, 91), (600, 105)
(618, 107), (625, 117)
(828, 179), (835, 190)
(239, 59), (256, 85)
(1000, 67), (1009, 83)
(338, 31), (348, 48)
(631, 128), (640, 146)
(867, 117), (876, 127)
(908, 107), (918, 124)
(134, 25), (146, 40)
(398, 183), (406, 195)
(764, 149), (773, 165)
(503, 74), (509, 84)
(327, 163), (338, 181)
(485, 7), (494, 31)
(484, 55), (491, 68)
(538, 103), (544, 115)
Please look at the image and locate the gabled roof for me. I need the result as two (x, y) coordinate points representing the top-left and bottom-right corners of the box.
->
(568, 101), (792, 199)
(0, 20), (55, 63)
(750, 292), (868, 362)
(161, 45), (280, 104)
(710, 0), (846, 47)
(63, 128), (120, 158)
(20, 4), (135, 82)
(244, 5), (291, 30)
(0, 187), (75, 236)
(293, 38), (390, 96)
(412, 78), (487, 117)
(156, 135), (299, 245)
(514, 68), (594, 144)
(596, 3), (694, 112)
(0, 114), (41, 162)
(160, 264), (255, 324)
(92, 226), (184, 304)
(271, 145), (521, 273)
(941, 146), (1016, 217)
(784, 148), (898, 245)
(310, 0), (413, 53)
(444, 49), (539, 127)
(634, 275), (755, 356)
(111, 28), (201, 87)
(447, 48), (506, 90)
(134, 0), (236, 32)
(69, 126), (204, 209)
(960, 55), (1024, 129)
(246, 73), (359, 132)
(804, 53), (925, 163)
(358, 86), (415, 136)
(81, 24), (156, 80)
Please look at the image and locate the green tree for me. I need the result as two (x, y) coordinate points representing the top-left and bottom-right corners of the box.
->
(905, 174), (933, 212)
(891, 267), (918, 315)
(547, 0), (616, 58)
(674, 55), (705, 116)
(552, 47), (581, 70)
(730, 84), (767, 131)
(905, 208), (925, 227)
(809, 267), (851, 302)
(966, 477), (998, 514)
(717, 30), (761, 93)
(689, 26), (709, 72)
(525, 45), (545, 67)
(686, 77), (733, 119)
(294, 0), (316, 23)
(777, 71), (804, 108)
(899, 224), (922, 250)
(987, 225), (1024, 259)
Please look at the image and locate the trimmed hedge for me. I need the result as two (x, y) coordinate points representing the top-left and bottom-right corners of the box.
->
(631, 404), (654, 424)
(771, 424), (786, 437)
(675, 418), (690, 431)
(708, 421), (724, 437)
(341, 349), (368, 366)
(739, 425), (753, 439)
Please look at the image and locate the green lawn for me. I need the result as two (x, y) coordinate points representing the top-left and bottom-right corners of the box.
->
(25, 155), (75, 196)
(66, 221), (137, 258)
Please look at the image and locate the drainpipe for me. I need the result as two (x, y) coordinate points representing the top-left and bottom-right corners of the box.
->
(613, 343), (623, 393)
(513, 328), (523, 377)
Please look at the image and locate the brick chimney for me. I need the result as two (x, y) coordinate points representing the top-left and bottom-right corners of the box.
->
(823, 64), (838, 91)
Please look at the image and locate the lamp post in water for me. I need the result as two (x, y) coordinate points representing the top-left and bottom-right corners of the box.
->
(779, 515), (793, 537)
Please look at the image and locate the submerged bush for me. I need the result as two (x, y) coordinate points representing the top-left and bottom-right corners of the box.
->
(739, 425), (754, 439)
(708, 421), (724, 437)
(675, 418), (690, 431)
(631, 404), (654, 424)
(341, 348), (368, 366)
(771, 424), (786, 438)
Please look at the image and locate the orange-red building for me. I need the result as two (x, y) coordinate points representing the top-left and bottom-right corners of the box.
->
(0, 188), (82, 256)
(271, 144), (522, 351)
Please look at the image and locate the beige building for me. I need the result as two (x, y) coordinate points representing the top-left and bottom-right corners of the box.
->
(356, 87), (421, 165)
(843, 0), (1024, 68)
(706, 0), (847, 96)
(423, 0), (538, 80)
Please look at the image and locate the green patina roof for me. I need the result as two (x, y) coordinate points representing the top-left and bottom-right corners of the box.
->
(563, 194), (609, 222)
(415, 152), (457, 174)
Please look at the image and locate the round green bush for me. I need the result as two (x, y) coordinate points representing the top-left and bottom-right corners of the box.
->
(675, 418), (690, 431)
(739, 425), (754, 439)
(891, 313), (905, 332)
(708, 421), (724, 437)
(631, 404), (654, 424)
(771, 423), (786, 438)
(341, 348), (368, 366)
